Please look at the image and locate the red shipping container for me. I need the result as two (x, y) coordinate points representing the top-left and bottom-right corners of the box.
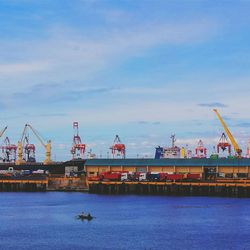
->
(167, 174), (184, 181)
(159, 173), (167, 181)
(187, 174), (201, 180)
(102, 172), (121, 181)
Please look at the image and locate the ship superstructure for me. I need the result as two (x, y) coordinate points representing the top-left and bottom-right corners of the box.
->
(155, 135), (182, 159)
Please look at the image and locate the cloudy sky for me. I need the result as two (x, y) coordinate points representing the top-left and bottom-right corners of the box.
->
(0, 0), (250, 160)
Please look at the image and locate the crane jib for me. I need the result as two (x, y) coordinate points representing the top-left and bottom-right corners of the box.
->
(213, 109), (242, 157)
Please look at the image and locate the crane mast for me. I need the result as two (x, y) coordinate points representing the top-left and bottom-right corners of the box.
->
(213, 109), (242, 157)
(16, 125), (27, 165)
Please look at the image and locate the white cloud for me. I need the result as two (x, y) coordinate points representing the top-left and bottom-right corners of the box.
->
(1, 7), (249, 160)
(0, 61), (50, 75)
(0, 18), (218, 82)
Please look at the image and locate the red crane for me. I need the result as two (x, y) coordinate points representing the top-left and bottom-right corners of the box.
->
(217, 133), (231, 155)
(23, 136), (36, 162)
(195, 140), (207, 158)
(1, 137), (17, 162)
(110, 135), (126, 158)
(71, 122), (86, 159)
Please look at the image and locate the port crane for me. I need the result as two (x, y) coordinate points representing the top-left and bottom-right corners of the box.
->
(16, 124), (52, 165)
(213, 109), (242, 157)
(217, 132), (231, 155)
(195, 140), (207, 158)
(1, 137), (17, 162)
(0, 127), (17, 162)
(71, 122), (86, 159)
(110, 135), (126, 159)
(23, 135), (36, 162)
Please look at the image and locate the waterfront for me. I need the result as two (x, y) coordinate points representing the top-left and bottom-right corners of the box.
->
(0, 193), (250, 250)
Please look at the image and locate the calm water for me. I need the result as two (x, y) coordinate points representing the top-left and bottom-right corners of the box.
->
(0, 192), (250, 250)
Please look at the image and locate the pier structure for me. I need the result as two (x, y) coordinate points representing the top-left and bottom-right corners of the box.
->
(85, 158), (250, 197)
(84, 158), (250, 180)
(0, 177), (48, 191)
(88, 180), (250, 197)
(1, 158), (250, 196)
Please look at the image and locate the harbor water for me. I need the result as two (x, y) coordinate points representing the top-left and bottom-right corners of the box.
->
(0, 192), (250, 250)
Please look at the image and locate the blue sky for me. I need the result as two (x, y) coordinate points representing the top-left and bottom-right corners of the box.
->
(0, 0), (250, 160)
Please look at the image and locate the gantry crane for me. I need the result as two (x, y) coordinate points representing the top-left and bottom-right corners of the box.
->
(0, 127), (13, 162)
(71, 122), (86, 159)
(16, 124), (52, 165)
(110, 135), (126, 158)
(1, 137), (17, 162)
(195, 139), (207, 158)
(217, 132), (231, 155)
(213, 109), (242, 157)
(23, 136), (36, 162)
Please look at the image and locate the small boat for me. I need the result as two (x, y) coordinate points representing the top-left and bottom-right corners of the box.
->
(76, 214), (94, 221)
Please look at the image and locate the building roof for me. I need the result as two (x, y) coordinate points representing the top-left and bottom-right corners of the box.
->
(84, 158), (250, 167)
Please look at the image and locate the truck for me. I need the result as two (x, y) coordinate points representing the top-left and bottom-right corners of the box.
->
(147, 172), (168, 182)
(120, 172), (134, 181)
(138, 173), (147, 181)
(21, 170), (32, 176)
(32, 169), (48, 175)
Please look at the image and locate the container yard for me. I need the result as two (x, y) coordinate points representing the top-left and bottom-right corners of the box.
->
(0, 109), (250, 196)
(85, 158), (250, 197)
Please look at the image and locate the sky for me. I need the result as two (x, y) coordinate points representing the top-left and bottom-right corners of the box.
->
(0, 0), (250, 160)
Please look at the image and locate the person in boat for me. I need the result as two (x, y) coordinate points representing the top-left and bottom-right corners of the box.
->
(77, 211), (93, 220)
(78, 211), (85, 218)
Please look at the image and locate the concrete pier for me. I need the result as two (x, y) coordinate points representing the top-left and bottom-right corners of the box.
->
(0, 179), (47, 192)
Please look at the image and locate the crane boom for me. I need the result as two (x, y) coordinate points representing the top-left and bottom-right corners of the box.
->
(0, 126), (7, 138)
(26, 124), (52, 164)
(213, 109), (242, 157)
(26, 124), (46, 148)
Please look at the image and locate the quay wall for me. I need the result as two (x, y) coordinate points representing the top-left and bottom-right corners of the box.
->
(1, 158), (250, 196)
(89, 181), (250, 198)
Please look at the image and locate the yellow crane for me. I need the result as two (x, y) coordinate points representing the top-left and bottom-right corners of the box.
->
(16, 124), (52, 165)
(213, 109), (242, 157)
(16, 125), (26, 165)
(27, 124), (52, 165)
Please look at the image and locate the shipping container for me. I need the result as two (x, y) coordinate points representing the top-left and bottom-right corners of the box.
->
(186, 173), (201, 180)
(167, 174), (184, 181)
(101, 172), (121, 181)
